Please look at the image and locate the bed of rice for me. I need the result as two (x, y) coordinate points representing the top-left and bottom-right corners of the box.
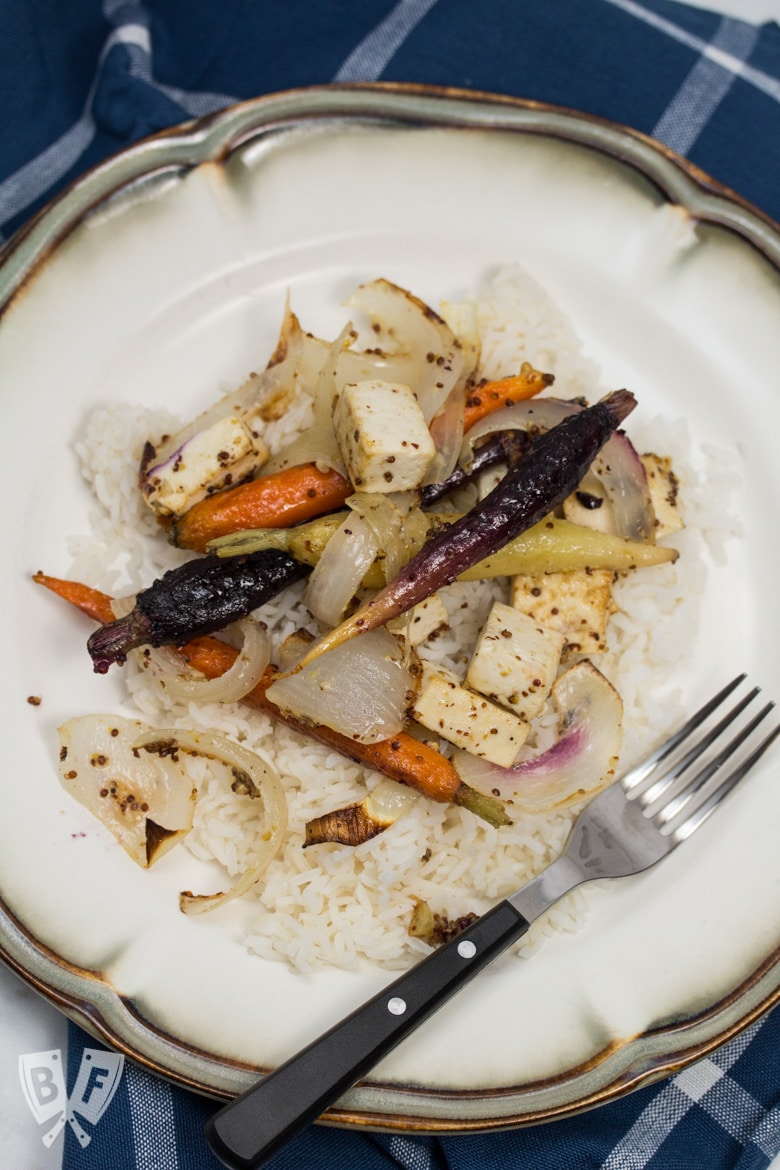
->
(65, 265), (740, 974)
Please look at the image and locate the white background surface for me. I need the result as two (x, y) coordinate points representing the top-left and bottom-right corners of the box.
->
(3, 0), (780, 1164)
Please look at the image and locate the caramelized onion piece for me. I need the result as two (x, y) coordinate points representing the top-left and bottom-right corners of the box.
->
(346, 278), (464, 424)
(266, 629), (414, 744)
(148, 617), (271, 705)
(151, 729), (288, 914)
(58, 714), (198, 867)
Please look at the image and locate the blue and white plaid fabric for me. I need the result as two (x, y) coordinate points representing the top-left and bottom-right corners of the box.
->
(3, 0), (780, 1166)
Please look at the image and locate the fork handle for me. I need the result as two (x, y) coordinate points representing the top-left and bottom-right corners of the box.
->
(206, 900), (530, 1169)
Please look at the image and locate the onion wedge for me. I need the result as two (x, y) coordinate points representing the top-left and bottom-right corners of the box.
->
(455, 661), (623, 812)
(58, 715), (198, 867)
(345, 278), (464, 424)
(58, 717), (287, 910)
(265, 629), (414, 744)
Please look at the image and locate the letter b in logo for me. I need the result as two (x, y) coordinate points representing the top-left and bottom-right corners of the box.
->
(30, 1063), (60, 1106)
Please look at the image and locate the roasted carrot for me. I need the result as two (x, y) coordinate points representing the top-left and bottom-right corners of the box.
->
(33, 573), (115, 623)
(33, 574), (509, 826)
(463, 362), (554, 431)
(171, 365), (551, 553)
(172, 463), (351, 553)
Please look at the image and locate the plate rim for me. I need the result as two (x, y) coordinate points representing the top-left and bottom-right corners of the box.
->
(1, 81), (779, 1130)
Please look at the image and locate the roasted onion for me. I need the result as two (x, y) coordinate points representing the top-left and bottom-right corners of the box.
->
(303, 510), (379, 626)
(170, 730), (287, 914)
(58, 714), (198, 867)
(149, 617), (271, 705)
(348, 490), (427, 585)
(346, 279), (464, 424)
(266, 629), (414, 743)
(454, 661), (623, 812)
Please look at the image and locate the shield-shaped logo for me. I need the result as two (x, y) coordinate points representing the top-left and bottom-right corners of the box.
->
(18, 1049), (68, 1147)
(20, 1047), (125, 1148)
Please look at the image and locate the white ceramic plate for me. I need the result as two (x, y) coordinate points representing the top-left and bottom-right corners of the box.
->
(1, 86), (779, 1130)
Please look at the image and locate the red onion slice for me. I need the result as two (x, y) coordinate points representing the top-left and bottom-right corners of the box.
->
(455, 661), (623, 813)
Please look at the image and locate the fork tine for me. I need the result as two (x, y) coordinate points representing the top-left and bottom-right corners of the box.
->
(638, 687), (760, 808)
(621, 673), (746, 794)
(654, 701), (775, 825)
(670, 721), (780, 841)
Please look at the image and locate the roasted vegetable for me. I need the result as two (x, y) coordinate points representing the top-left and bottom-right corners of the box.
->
(303, 779), (417, 847)
(209, 512), (676, 589)
(86, 549), (310, 673)
(171, 372), (549, 553)
(297, 390), (638, 666)
(34, 575), (511, 827)
(171, 463), (352, 552)
(462, 365), (554, 429)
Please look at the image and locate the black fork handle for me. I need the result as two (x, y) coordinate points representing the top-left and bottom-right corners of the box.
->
(205, 900), (530, 1170)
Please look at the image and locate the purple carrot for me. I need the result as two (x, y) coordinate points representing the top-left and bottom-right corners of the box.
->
(87, 549), (310, 673)
(296, 390), (636, 667)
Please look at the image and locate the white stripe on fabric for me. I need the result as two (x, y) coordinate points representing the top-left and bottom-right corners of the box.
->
(125, 1062), (179, 1170)
(675, 1057), (724, 1101)
(601, 1083), (692, 1170)
(333, 0), (441, 82)
(700, 1074), (770, 1145)
(123, 42), (234, 116)
(652, 19), (759, 155)
(0, 115), (95, 228)
(382, 1133), (438, 1170)
(602, 1017), (773, 1170)
(0, 0), (235, 239)
(604, 0), (780, 103)
(747, 1106), (780, 1160)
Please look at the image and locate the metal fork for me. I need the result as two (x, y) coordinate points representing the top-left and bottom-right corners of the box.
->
(206, 674), (779, 1170)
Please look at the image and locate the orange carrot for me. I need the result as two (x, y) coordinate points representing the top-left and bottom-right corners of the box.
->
(33, 574), (508, 825)
(172, 463), (351, 553)
(33, 573), (116, 624)
(171, 364), (552, 553)
(178, 637), (494, 812)
(463, 363), (553, 431)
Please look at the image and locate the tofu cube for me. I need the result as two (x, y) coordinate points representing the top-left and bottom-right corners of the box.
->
(641, 453), (684, 539)
(144, 414), (268, 516)
(388, 594), (449, 646)
(511, 569), (615, 658)
(466, 602), (564, 722)
(412, 664), (530, 766)
(333, 380), (435, 493)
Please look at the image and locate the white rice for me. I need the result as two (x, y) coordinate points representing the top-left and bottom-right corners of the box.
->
(66, 265), (739, 974)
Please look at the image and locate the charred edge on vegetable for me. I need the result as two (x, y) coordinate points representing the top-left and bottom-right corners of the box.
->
(420, 429), (532, 506)
(87, 549), (310, 673)
(303, 803), (386, 847)
(376, 391), (636, 606)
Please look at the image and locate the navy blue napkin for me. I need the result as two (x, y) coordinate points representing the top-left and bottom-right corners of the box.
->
(3, 0), (780, 1166)
(64, 1008), (780, 1169)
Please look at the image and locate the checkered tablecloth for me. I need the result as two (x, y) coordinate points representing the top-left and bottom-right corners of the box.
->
(2, 2), (780, 1168)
